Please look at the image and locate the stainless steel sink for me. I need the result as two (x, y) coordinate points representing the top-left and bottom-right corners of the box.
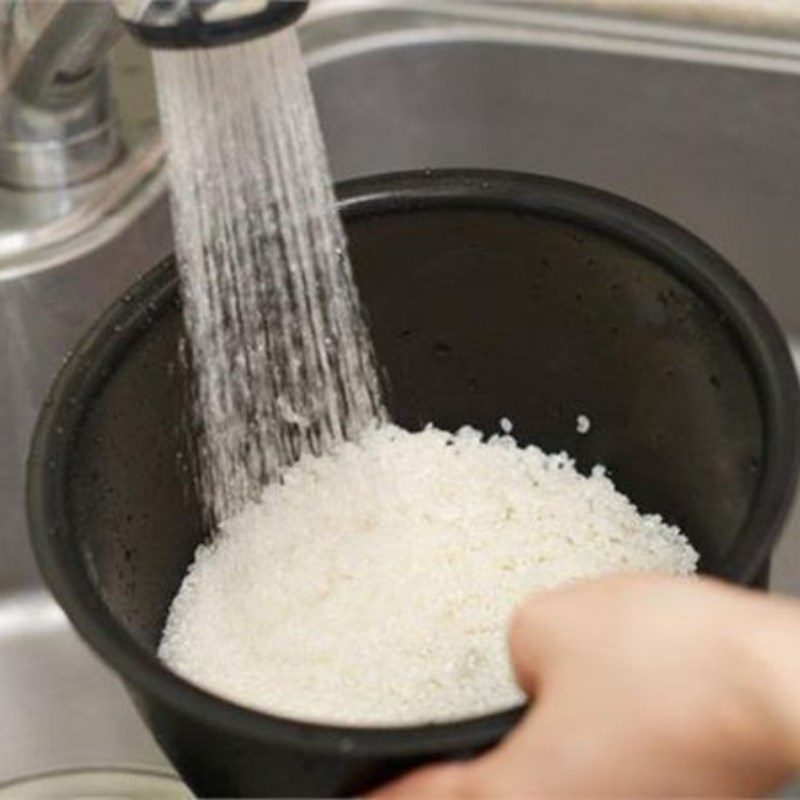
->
(4, 0), (800, 788)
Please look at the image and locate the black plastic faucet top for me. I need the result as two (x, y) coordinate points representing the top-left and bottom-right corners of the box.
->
(115, 0), (310, 49)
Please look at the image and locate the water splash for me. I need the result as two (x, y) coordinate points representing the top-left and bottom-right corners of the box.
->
(153, 31), (384, 523)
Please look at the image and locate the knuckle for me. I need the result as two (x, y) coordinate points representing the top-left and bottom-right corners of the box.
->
(509, 593), (557, 651)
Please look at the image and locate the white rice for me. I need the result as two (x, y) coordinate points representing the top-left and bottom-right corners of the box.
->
(160, 423), (698, 726)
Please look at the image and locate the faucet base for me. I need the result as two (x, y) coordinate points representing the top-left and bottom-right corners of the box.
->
(0, 36), (163, 273)
(0, 68), (122, 191)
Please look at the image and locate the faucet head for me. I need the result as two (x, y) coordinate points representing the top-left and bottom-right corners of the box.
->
(114, 0), (309, 48)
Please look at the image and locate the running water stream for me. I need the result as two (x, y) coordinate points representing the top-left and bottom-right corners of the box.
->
(153, 30), (385, 523)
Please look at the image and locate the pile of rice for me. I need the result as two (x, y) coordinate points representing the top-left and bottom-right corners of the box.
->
(160, 423), (698, 726)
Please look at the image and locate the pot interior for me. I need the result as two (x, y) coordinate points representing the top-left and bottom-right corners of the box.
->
(64, 193), (764, 662)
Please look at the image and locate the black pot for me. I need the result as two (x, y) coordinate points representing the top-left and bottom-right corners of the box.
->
(28, 170), (800, 797)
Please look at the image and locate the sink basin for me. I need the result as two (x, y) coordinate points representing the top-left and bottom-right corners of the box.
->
(3, 0), (800, 788)
(0, 593), (168, 779)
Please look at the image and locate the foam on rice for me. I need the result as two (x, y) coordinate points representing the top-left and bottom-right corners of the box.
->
(159, 423), (698, 726)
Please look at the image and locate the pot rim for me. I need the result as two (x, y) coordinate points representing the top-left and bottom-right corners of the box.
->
(26, 168), (800, 758)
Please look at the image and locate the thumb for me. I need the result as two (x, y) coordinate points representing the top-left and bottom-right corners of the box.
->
(367, 762), (470, 799)
(368, 598), (554, 799)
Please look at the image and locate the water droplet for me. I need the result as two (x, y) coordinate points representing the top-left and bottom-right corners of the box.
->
(433, 342), (452, 358)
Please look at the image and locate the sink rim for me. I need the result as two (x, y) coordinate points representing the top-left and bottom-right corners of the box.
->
(302, 0), (800, 76)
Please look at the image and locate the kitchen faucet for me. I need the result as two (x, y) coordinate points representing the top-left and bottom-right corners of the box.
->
(0, 1), (121, 189)
(0, 0), (308, 263)
(0, 0), (308, 188)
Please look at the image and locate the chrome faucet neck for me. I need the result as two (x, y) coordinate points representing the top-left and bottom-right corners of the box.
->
(0, 1), (122, 189)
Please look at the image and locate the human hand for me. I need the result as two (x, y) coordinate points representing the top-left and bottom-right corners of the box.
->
(371, 575), (800, 798)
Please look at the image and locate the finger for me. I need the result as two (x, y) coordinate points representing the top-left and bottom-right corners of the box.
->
(508, 575), (659, 694)
(508, 590), (568, 695)
(369, 590), (575, 800)
(367, 762), (469, 799)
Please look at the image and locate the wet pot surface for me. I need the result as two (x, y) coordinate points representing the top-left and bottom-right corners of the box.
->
(28, 171), (799, 797)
